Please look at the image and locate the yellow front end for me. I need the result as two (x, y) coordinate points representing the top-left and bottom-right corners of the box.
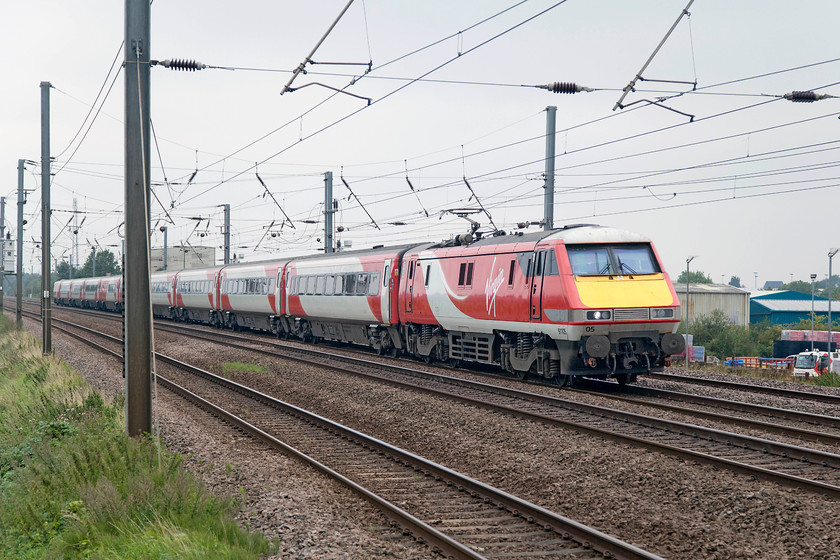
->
(575, 273), (677, 309)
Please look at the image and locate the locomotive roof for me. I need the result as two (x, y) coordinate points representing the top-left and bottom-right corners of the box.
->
(424, 224), (651, 250)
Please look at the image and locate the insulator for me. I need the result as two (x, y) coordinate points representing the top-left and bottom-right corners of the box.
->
(537, 82), (593, 94)
(160, 59), (207, 71)
(783, 91), (821, 103)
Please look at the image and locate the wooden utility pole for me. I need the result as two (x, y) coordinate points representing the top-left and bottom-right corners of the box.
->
(124, 0), (152, 436)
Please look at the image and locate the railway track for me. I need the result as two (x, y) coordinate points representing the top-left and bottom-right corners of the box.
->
(34, 306), (840, 500)
(575, 380), (840, 448)
(14, 307), (663, 560)
(648, 371), (840, 406)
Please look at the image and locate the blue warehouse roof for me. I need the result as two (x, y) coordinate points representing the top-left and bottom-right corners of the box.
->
(750, 290), (836, 325)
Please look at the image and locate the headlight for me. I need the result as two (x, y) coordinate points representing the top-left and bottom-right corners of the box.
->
(586, 310), (611, 320)
(651, 308), (674, 319)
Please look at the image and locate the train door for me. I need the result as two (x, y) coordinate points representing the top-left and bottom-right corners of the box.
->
(277, 269), (285, 314)
(404, 259), (415, 313)
(530, 250), (548, 320)
(381, 259), (391, 323)
(213, 270), (223, 310)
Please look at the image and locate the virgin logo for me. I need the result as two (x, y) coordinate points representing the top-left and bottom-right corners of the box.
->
(485, 257), (505, 317)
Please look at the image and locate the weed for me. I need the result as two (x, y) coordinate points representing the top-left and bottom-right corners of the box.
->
(813, 371), (840, 387)
(222, 362), (269, 376)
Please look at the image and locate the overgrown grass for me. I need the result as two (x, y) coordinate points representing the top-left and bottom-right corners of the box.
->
(222, 362), (269, 376)
(0, 315), (276, 559)
(812, 371), (840, 387)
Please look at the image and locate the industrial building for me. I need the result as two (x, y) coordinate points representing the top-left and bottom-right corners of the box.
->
(675, 283), (751, 326)
(749, 290), (834, 325)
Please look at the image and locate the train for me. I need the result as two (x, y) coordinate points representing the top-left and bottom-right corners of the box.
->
(52, 224), (685, 386)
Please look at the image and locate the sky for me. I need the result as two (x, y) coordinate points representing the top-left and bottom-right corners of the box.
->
(2, 0), (839, 290)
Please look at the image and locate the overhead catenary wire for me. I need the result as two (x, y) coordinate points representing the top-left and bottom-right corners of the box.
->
(39, 6), (840, 259)
(613, 0), (696, 111)
(340, 168), (379, 229)
(54, 41), (124, 160)
(180, 0), (572, 207)
(255, 167), (296, 229)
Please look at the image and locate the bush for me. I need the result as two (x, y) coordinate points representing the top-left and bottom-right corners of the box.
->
(683, 311), (781, 359)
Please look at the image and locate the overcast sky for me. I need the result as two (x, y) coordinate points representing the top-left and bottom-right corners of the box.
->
(2, 0), (839, 289)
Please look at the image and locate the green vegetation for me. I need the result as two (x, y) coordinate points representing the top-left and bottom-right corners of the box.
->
(683, 310), (840, 386)
(0, 315), (275, 559)
(682, 310), (780, 359)
(675, 269), (713, 284)
(222, 362), (269, 376)
(55, 249), (121, 281)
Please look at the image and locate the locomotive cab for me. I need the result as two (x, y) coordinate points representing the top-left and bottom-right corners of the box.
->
(557, 239), (684, 383)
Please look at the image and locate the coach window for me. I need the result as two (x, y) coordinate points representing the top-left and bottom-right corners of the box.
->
(316, 275), (326, 295)
(306, 275), (316, 295)
(466, 262), (474, 287)
(508, 259), (515, 286)
(344, 273), (356, 295)
(325, 275), (334, 295)
(369, 272), (380, 295)
(383, 266), (389, 285)
(425, 264), (431, 287)
(334, 274), (344, 295)
(407, 261), (414, 280)
(458, 263), (467, 286)
(356, 273), (368, 295)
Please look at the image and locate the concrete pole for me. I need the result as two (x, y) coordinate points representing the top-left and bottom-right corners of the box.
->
(124, 0), (152, 437)
(73, 198), (79, 269)
(92, 246), (97, 277)
(685, 256), (695, 362)
(829, 252), (835, 353)
(543, 106), (556, 231)
(811, 274), (817, 352)
(162, 226), (167, 270)
(324, 171), (334, 253)
(1, 196), (5, 312)
(16, 160), (24, 328)
(41, 81), (52, 355)
(223, 203), (230, 264)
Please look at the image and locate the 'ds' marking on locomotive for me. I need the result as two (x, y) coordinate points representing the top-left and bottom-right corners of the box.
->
(484, 257), (505, 317)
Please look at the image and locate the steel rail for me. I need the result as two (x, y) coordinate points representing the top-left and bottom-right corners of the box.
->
(19, 308), (663, 560)
(575, 381), (840, 446)
(649, 372), (840, 406)
(46, 310), (840, 500)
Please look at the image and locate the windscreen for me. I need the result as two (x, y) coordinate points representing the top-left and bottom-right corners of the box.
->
(795, 355), (817, 368)
(567, 243), (660, 276)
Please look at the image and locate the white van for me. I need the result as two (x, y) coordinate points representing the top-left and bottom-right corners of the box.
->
(792, 351), (830, 378)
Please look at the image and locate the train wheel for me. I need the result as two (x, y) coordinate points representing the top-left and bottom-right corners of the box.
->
(615, 373), (630, 386)
(553, 374), (573, 387)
